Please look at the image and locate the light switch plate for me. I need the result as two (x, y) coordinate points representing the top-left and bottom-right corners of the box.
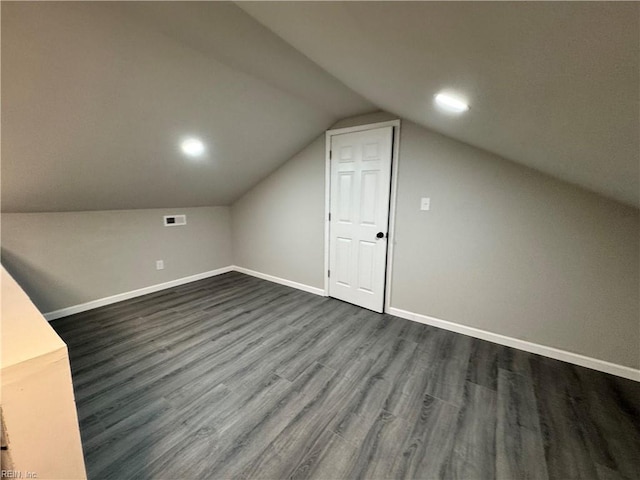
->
(156, 260), (164, 270)
(420, 197), (431, 211)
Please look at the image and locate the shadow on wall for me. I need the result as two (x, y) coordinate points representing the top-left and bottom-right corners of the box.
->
(1, 249), (83, 314)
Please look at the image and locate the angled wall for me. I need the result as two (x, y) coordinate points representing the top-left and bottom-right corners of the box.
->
(231, 136), (326, 289)
(391, 121), (639, 370)
(230, 113), (640, 371)
(230, 111), (399, 289)
(2, 112), (637, 371)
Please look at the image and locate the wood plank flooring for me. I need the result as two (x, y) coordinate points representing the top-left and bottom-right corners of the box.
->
(51, 272), (640, 480)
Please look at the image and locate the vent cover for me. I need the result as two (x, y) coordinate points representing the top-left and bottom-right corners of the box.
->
(164, 215), (187, 226)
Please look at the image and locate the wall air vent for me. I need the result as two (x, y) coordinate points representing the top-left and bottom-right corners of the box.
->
(163, 215), (187, 227)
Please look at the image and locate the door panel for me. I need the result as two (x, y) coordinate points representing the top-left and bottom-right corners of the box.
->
(329, 126), (393, 312)
(357, 240), (376, 293)
(335, 237), (352, 287)
(337, 172), (354, 223)
(360, 170), (379, 225)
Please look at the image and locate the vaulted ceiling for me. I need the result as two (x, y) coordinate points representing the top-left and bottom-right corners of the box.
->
(2, 2), (638, 212)
(240, 1), (639, 207)
(1, 2), (374, 212)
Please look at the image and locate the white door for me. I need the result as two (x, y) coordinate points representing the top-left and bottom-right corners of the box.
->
(329, 126), (393, 312)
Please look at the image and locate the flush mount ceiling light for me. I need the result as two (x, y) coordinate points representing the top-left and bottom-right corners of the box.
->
(180, 137), (206, 157)
(434, 92), (469, 114)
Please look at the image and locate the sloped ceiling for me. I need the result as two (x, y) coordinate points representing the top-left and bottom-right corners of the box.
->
(1, 2), (374, 212)
(3, 2), (638, 212)
(241, 1), (640, 207)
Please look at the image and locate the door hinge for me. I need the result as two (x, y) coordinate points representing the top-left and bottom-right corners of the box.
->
(329, 150), (332, 160)
(328, 212), (331, 221)
(328, 269), (330, 278)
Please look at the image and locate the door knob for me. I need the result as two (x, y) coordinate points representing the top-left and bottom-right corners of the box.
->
(376, 232), (385, 239)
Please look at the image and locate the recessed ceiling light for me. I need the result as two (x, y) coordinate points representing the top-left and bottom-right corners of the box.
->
(180, 137), (205, 157)
(434, 92), (469, 114)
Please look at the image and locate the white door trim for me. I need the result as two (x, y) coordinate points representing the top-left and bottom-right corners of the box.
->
(324, 119), (401, 313)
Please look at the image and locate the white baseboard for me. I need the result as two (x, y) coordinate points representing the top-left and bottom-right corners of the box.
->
(44, 265), (324, 321)
(232, 266), (326, 296)
(44, 266), (234, 321)
(388, 307), (640, 382)
(43, 266), (638, 382)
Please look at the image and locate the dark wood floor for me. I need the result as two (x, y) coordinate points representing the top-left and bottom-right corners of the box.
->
(52, 272), (640, 480)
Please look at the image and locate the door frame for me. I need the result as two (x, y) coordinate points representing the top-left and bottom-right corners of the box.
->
(324, 119), (401, 313)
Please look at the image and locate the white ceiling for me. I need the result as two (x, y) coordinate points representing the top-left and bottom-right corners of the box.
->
(1, 2), (374, 212)
(2, 2), (638, 212)
(241, 2), (640, 207)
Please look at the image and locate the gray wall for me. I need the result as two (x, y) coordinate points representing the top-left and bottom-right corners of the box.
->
(231, 136), (326, 288)
(231, 113), (639, 369)
(1, 207), (232, 312)
(2, 112), (637, 368)
(393, 122), (639, 369)
(230, 112), (400, 289)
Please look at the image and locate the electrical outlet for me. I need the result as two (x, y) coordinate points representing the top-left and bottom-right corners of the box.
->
(420, 197), (431, 211)
(156, 260), (164, 270)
